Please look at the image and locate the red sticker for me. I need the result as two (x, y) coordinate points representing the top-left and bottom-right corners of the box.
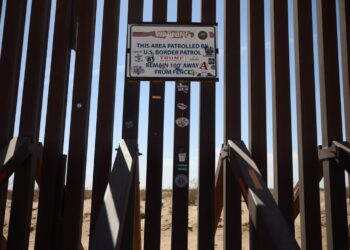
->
(199, 62), (208, 70)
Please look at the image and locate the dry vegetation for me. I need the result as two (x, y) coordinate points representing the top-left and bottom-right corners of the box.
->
(140, 188), (198, 206)
(2, 189), (348, 249)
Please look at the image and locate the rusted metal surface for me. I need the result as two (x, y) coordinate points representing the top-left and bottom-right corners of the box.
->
(90, 140), (138, 250)
(121, 165), (137, 250)
(61, 0), (97, 248)
(214, 157), (223, 233)
(248, 0), (267, 248)
(293, 0), (322, 248)
(90, 0), (121, 236)
(35, 0), (74, 248)
(121, 0), (143, 140)
(339, 0), (350, 210)
(223, 0), (241, 248)
(170, 2), (192, 250)
(0, 138), (31, 186)
(293, 163), (323, 220)
(270, 0), (294, 232)
(0, 1), (28, 146)
(118, 1), (143, 249)
(8, 0), (51, 248)
(133, 166), (141, 250)
(248, 0), (267, 180)
(0, 0), (28, 242)
(317, 0), (349, 248)
(0, 0), (350, 249)
(317, 141), (350, 174)
(197, 0), (216, 248)
(171, 81), (190, 250)
(51, 155), (67, 249)
(144, 82), (166, 250)
(0, 139), (42, 250)
(7, 142), (42, 250)
(227, 140), (300, 250)
(143, 1), (167, 248)
(18, 0), (52, 141)
(339, 0), (350, 141)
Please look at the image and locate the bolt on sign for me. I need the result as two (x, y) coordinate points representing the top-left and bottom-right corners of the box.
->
(127, 24), (218, 81)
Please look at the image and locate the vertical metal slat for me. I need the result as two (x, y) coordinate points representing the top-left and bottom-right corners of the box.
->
(339, 0), (350, 209)
(198, 0), (216, 248)
(143, 84), (166, 250)
(270, 0), (294, 232)
(143, 1), (167, 249)
(35, 0), (74, 248)
(169, 1), (192, 250)
(0, 0), (28, 242)
(119, 0), (144, 248)
(248, 0), (267, 248)
(293, 0), (323, 248)
(121, 0), (143, 141)
(7, 0), (52, 249)
(171, 81), (190, 250)
(223, 0), (241, 248)
(90, 0), (121, 236)
(61, 0), (97, 248)
(317, 0), (349, 249)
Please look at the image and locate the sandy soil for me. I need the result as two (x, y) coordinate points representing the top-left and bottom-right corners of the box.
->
(2, 191), (347, 249)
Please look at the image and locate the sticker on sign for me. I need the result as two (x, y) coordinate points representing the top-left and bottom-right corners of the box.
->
(127, 24), (218, 81)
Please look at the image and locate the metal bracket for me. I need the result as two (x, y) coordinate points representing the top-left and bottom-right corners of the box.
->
(318, 141), (350, 162)
(318, 141), (350, 174)
(318, 145), (337, 161)
(220, 145), (229, 160)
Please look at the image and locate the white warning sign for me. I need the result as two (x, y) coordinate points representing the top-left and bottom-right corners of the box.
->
(127, 24), (218, 80)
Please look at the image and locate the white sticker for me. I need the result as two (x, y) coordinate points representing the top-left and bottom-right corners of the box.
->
(177, 83), (189, 93)
(178, 153), (187, 162)
(175, 117), (189, 128)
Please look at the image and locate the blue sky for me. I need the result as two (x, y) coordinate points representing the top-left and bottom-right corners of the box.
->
(0, 0), (348, 189)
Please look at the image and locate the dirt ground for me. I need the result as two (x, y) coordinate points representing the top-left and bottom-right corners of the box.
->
(2, 190), (345, 249)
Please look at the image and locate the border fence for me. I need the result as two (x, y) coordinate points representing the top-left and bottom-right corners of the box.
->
(0, 0), (350, 249)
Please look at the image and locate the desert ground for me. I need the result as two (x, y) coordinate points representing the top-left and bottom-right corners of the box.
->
(2, 190), (346, 249)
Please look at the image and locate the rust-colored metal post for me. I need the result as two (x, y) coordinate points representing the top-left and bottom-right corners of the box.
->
(248, 0), (267, 248)
(317, 0), (349, 248)
(270, 0), (294, 232)
(0, 0), (28, 243)
(61, 0), (97, 248)
(90, 0), (121, 236)
(143, 0), (167, 249)
(7, 0), (52, 248)
(169, 0), (192, 249)
(198, 0), (216, 249)
(293, 0), (322, 248)
(35, 0), (75, 249)
(223, 0), (241, 248)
